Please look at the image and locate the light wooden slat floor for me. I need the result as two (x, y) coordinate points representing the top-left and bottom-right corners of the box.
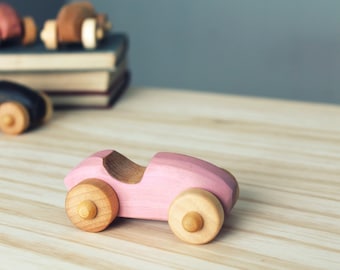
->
(1, 88), (339, 269)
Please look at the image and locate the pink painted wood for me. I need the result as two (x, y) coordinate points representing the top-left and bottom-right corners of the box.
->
(64, 150), (238, 221)
(0, 3), (22, 40)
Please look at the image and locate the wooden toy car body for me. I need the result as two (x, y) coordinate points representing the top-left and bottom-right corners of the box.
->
(64, 150), (239, 244)
(0, 3), (37, 45)
(0, 81), (52, 135)
(40, 1), (111, 50)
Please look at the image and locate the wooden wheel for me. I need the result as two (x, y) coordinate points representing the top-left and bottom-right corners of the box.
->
(40, 20), (58, 50)
(0, 102), (29, 135)
(21, 16), (37, 45)
(81, 18), (97, 49)
(65, 178), (119, 232)
(168, 188), (224, 244)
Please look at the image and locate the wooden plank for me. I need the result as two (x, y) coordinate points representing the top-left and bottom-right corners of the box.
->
(1, 88), (339, 269)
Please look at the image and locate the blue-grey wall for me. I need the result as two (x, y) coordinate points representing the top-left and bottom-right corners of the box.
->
(83, 0), (340, 104)
(6, 0), (64, 26)
(11, 0), (340, 104)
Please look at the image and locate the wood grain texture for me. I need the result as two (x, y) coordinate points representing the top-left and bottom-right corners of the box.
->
(168, 188), (224, 244)
(1, 87), (340, 269)
(21, 16), (37, 45)
(0, 101), (29, 135)
(65, 178), (119, 232)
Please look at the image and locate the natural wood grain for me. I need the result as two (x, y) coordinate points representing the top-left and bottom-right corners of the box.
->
(0, 101), (29, 135)
(1, 87), (340, 269)
(168, 188), (224, 244)
(40, 20), (57, 49)
(182, 211), (204, 232)
(21, 16), (37, 45)
(40, 2), (110, 50)
(103, 150), (146, 184)
(65, 178), (119, 232)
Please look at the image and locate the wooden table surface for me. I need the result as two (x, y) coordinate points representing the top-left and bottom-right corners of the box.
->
(1, 88), (339, 269)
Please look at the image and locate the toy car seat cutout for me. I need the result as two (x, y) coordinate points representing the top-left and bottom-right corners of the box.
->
(103, 151), (146, 184)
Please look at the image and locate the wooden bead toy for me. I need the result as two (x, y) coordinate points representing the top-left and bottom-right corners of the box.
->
(64, 150), (239, 244)
(0, 81), (53, 135)
(0, 2), (37, 46)
(40, 1), (112, 50)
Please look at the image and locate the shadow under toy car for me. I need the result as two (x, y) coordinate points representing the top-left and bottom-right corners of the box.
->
(0, 81), (53, 135)
(40, 1), (111, 50)
(64, 150), (239, 244)
(0, 2), (37, 46)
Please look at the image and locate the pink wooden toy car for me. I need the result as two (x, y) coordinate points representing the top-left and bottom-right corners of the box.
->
(0, 2), (37, 46)
(64, 150), (239, 244)
(40, 1), (111, 50)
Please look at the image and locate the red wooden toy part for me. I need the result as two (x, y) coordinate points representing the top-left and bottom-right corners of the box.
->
(0, 3), (37, 45)
(40, 1), (111, 50)
(64, 150), (239, 244)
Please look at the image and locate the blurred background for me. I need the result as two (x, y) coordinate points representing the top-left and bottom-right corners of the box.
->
(7, 0), (340, 104)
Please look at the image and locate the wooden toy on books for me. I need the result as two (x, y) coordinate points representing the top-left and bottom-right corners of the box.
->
(40, 1), (111, 50)
(64, 150), (239, 244)
(0, 81), (53, 135)
(0, 2), (37, 46)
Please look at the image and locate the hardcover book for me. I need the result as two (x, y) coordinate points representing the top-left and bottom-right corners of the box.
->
(48, 70), (131, 108)
(0, 59), (127, 92)
(0, 33), (128, 71)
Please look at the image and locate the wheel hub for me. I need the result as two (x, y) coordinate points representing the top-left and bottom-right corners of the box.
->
(77, 200), (97, 220)
(182, 211), (204, 232)
(2, 114), (14, 127)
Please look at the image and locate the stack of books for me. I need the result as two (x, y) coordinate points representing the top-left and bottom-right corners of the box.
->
(0, 33), (130, 108)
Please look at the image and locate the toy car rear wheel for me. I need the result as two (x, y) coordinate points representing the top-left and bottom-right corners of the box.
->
(21, 16), (37, 45)
(0, 101), (29, 135)
(168, 188), (224, 244)
(81, 18), (97, 49)
(37, 91), (53, 123)
(40, 20), (58, 49)
(65, 178), (119, 232)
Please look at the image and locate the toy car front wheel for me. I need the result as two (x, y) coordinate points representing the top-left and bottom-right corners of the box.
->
(65, 178), (119, 232)
(81, 18), (98, 49)
(0, 101), (29, 135)
(168, 188), (224, 244)
(21, 16), (37, 45)
(40, 20), (58, 50)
